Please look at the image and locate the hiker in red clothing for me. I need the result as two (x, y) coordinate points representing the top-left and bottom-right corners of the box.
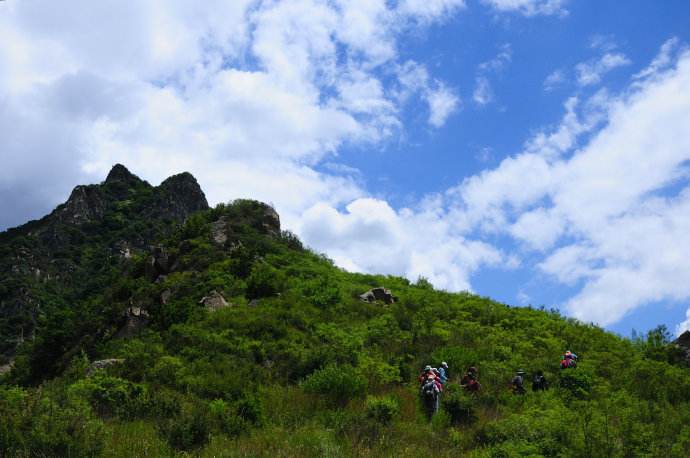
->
(460, 366), (481, 393)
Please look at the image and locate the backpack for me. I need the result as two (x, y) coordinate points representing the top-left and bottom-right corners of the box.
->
(533, 375), (546, 389)
(422, 381), (437, 399)
(512, 375), (523, 387)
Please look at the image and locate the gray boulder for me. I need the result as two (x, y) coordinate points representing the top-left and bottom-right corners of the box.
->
(360, 287), (396, 304)
(200, 291), (230, 311)
(87, 358), (124, 376)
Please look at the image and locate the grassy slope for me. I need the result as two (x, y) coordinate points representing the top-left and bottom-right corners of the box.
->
(1, 200), (690, 457)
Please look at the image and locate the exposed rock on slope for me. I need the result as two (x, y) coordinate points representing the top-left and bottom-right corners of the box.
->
(0, 164), (209, 359)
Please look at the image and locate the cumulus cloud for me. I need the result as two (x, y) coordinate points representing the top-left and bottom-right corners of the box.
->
(0, 0), (461, 230)
(482, 0), (569, 17)
(396, 61), (460, 127)
(299, 198), (505, 291)
(449, 41), (690, 326)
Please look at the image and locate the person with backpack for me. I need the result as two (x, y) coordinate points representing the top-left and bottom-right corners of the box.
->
(511, 370), (526, 394)
(461, 366), (481, 394)
(437, 362), (449, 384)
(420, 374), (440, 419)
(532, 370), (548, 391)
(418, 365), (433, 385)
(560, 350), (578, 369)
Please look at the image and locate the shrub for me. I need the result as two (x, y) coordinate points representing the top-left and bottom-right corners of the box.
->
(28, 396), (104, 457)
(559, 370), (593, 400)
(149, 355), (184, 386)
(68, 373), (147, 419)
(442, 388), (478, 426)
(209, 399), (247, 436)
(157, 404), (211, 451)
(246, 262), (285, 299)
(236, 394), (264, 426)
(365, 395), (399, 426)
(301, 364), (367, 406)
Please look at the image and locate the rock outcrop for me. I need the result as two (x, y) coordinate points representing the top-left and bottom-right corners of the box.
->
(58, 185), (106, 224)
(359, 287), (397, 304)
(211, 216), (229, 245)
(200, 291), (230, 311)
(87, 358), (124, 376)
(146, 245), (177, 280)
(148, 172), (209, 221)
(260, 205), (281, 236)
(113, 307), (149, 339)
(674, 330), (690, 366)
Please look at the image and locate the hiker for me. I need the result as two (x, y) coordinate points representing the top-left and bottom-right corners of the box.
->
(560, 350), (578, 369)
(461, 366), (481, 393)
(418, 365), (433, 385)
(437, 362), (449, 384)
(420, 374), (440, 419)
(532, 371), (548, 391)
(432, 367), (443, 385)
(511, 370), (526, 394)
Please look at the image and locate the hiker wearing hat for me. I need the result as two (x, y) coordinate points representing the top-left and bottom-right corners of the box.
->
(418, 365), (434, 386)
(512, 370), (527, 394)
(420, 373), (441, 418)
(437, 362), (449, 385)
(561, 350), (578, 369)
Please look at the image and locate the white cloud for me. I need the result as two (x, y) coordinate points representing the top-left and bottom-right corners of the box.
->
(575, 52), (631, 86)
(450, 41), (690, 325)
(427, 83), (460, 127)
(633, 37), (681, 82)
(396, 61), (460, 127)
(473, 44), (512, 106)
(397, 0), (466, 22)
(677, 309), (690, 336)
(0, 0), (461, 230)
(299, 198), (504, 291)
(473, 76), (494, 105)
(482, 0), (569, 17)
(543, 69), (565, 91)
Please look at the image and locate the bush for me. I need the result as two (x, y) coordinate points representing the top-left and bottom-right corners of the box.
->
(28, 396), (104, 457)
(301, 364), (367, 406)
(209, 399), (247, 436)
(559, 370), (593, 400)
(149, 355), (184, 386)
(246, 262), (285, 299)
(365, 395), (399, 426)
(68, 373), (147, 418)
(157, 403), (211, 451)
(442, 388), (478, 426)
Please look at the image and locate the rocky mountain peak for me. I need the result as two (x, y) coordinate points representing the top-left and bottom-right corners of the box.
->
(105, 164), (142, 186)
(149, 171), (209, 220)
(59, 185), (106, 224)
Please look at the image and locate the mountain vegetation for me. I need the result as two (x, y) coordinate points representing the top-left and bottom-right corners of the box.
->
(1, 165), (689, 457)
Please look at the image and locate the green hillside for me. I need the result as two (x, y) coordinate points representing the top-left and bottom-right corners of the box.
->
(1, 166), (689, 457)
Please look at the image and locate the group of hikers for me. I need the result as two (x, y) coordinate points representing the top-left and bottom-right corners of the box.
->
(419, 350), (578, 417)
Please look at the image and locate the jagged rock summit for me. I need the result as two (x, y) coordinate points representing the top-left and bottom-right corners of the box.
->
(0, 164), (211, 360)
(105, 163), (144, 186)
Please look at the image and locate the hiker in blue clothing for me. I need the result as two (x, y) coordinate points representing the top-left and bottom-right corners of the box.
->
(437, 362), (449, 384)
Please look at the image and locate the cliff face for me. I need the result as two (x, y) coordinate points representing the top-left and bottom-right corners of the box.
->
(0, 165), (209, 360)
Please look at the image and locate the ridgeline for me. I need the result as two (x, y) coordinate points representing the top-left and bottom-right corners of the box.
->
(1, 165), (689, 457)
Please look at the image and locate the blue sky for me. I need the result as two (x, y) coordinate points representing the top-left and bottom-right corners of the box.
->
(2, 0), (690, 337)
